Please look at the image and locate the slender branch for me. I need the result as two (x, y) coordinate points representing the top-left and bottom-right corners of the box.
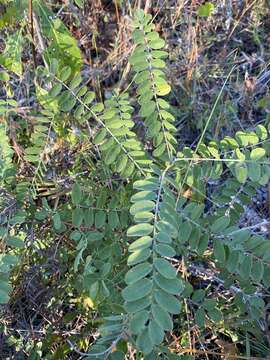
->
(67, 332), (123, 358)
(32, 12), (49, 71)
(28, 0), (37, 67)
(144, 0), (152, 13)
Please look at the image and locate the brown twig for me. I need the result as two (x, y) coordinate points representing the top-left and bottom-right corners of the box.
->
(28, 0), (37, 68)
(144, 0), (152, 13)
(32, 12), (49, 71)
(114, 0), (120, 25)
(224, 0), (258, 47)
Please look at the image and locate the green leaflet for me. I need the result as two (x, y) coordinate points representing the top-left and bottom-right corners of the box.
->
(154, 289), (181, 314)
(198, 2), (215, 17)
(124, 296), (151, 313)
(127, 248), (151, 266)
(251, 260), (264, 282)
(91, 103), (104, 113)
(155, 231), (172, 244)
(86, 231), (104, 242)
(0, 288), (10, 304)
(84, 209), (94, 228)
(59, 91), (77, 111)
(154, 273), (183, 295)
(213, 240), (226, 263)
(108, 211), (119, 229)
(134, 211), (154, 223)
(136, 327), (154, 354)
(0, 72), (10, 82)
(195, 308), (206, 327)
(49, 83), (62, 97)
(239, 256), (252, 280)
(133, 178), (159, 191)
(59, 66), (72, 82)
(234, 162), (248, 183)
(127, 223), (153, 237)
(148, 319), (164, 345)
(250, 148), (266, 160)
(122, 278), (153, 302)
(226, 250), (240, 273)
(71, 183), (82, 205)
(95, 210), (106, 228)
(153, 258), (177, 279)
(36, 84), (59, 114)
(256, 125), (268, 140)
(154, 243), (176, 257)
(130, 200), (155, 215)
(72, 207), (83, 228)
(125, 262), (153, 285)
(248, 162), (261, 182)
(0, 124), (13, 181)
(211, 216), (230, 233)
(129, 310), (149, 334)
(69, 74), (82, 89)
(151, 304), (173, 331)
(6, 237), (24, 249)
(53, 212), (62, 231)
(128, 236), (153, 252)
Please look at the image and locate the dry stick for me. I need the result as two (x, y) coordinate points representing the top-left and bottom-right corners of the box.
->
(67, 332), (124, 358)
(225, 0), (258, 46)
(3, 327), (84, 336)
(144, 0), (152, 13)
(173, 0), (185, 27)
(193, 327), (210, 360)
(32, 13), (49, 72)
(118, 62), (132, 91)
(28, 0), (37, 68)
(182, 258), (193, 355)
(114, 0), (120, 25)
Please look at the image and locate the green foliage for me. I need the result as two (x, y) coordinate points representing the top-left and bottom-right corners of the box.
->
(0, 29), (23, 76)
(0, 0), (82, 73)
(1, 4), (270, 359)
(34, 0), (82, 73)
(130, 9), (177, 160)
(95, 92), (151, 177)
(197, 2), (215, 17)
(74, 0), (84, 9)
(124, 173), (183, 354)
(0, 0), (26, 28)
(0, 124), (13, 182)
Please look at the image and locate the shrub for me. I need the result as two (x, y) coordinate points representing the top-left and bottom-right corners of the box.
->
(1, 3), (270, 358)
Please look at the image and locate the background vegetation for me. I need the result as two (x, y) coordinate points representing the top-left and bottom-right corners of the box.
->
(1, 0), (270, 359)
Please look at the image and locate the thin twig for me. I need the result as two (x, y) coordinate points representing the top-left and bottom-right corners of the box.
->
(67, 333), (123, 358)
(28, 0), (37, 68)
(32, 12), (49, 71)
(144, 0), (152, 13)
